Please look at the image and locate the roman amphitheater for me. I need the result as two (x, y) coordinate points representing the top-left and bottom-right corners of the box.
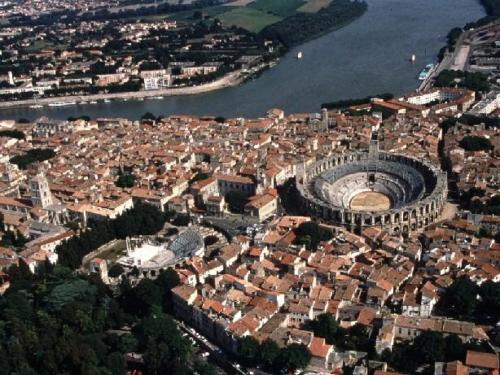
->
(296, 142), (447, 235)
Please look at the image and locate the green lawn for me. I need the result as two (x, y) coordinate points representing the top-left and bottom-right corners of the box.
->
(217, 7), (282, 32)
(248, 0), (305, 17)
(297, 0), (332, 13)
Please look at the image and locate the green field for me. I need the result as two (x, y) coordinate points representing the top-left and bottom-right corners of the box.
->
(248, 0), (305, 17)
(216, 7), (282, 32)
(297, 0), (333, 13)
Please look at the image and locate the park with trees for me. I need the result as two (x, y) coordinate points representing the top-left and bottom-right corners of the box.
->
(0, 246), (205, 375)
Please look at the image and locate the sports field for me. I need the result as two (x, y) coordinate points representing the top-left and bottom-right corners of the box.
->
(350, 192), (391, 211)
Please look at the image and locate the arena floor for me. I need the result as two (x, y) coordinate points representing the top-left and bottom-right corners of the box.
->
(349, 191), (391, 211)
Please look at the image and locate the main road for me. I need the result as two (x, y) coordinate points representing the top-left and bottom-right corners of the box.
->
(0, 0), (485, 121)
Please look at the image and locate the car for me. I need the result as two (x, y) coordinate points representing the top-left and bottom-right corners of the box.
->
(201, 352), (209, 358)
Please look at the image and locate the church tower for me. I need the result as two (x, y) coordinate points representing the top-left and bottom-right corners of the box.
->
(30, 172), (54, 208)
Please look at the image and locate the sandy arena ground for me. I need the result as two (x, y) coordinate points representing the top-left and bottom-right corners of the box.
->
(350, 191), (391, 211)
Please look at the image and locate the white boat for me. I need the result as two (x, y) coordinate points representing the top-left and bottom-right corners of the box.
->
(29, 104), (43, 109)
(104, 99), (111, 103)
(90, 101), (98, 104)
(48, 101), (76, 107)
(297, 51), (303, 59)
(418, 63), (435, 80)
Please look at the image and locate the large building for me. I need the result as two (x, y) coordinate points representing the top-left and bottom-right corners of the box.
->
(296, 137), (447, 235)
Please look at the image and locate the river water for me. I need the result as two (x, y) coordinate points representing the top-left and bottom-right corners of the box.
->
(0, 0), (485, 121)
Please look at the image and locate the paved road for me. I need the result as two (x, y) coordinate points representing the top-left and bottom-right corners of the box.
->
(418, 30), (470, 91)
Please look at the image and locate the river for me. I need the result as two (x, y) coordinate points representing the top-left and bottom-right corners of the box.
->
(0, 0), (486, 121)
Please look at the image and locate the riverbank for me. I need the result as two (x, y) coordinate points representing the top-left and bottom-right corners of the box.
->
(0, 0), (485, 121)
(0, 69), (250, 110)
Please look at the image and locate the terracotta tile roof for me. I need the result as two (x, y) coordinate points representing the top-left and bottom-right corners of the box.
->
(465, 351), (499, 370)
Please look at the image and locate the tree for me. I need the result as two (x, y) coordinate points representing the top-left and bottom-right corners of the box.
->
(341, 324), (370, 352)
(115, 171), (136, 188)
(277, 343), (311, 371)
(441, 276), (478, 317)
(238, 336), (260, 367)
(459, 136), (493, 152)
(225, 191), (248, 213)
(155, 268), (180, 312)
(259, 339), (280, 368)
(204, 235), (218, 247)
(478, 280), (500, 319)
(306, 313), (339, 345)
(108, 264), (124, 278)
(294, 221), (333, 250)
(136, 312), (191, 375)
(413, 331), (445, 364)
(122, 279), (162, 317)
(0, 130), (25, 139)
(106, 351), (126, 375)
(141, 112), (157, 122)
(193, 360), (217, 375)
(444, 334), (465, 362)
(190, 172), (209, 183)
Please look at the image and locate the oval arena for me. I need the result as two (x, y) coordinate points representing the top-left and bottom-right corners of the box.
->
(296, 149), (447, 235)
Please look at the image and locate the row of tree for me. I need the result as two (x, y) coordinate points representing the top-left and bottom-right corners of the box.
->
(10, 148), (56, 169)
(434, 70), (491, 93)
(238, 336), (311, 372)
(260, 0), (367, 47)
(321, 93), (393, 110)
(459, 135), (494, 151)
(0, 129), (25, 139)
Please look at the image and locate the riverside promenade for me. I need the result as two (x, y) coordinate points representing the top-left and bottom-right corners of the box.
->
(0, 69), (246, 110)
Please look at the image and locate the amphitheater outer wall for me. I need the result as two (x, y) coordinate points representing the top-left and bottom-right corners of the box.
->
(296, 151), (447, 235)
